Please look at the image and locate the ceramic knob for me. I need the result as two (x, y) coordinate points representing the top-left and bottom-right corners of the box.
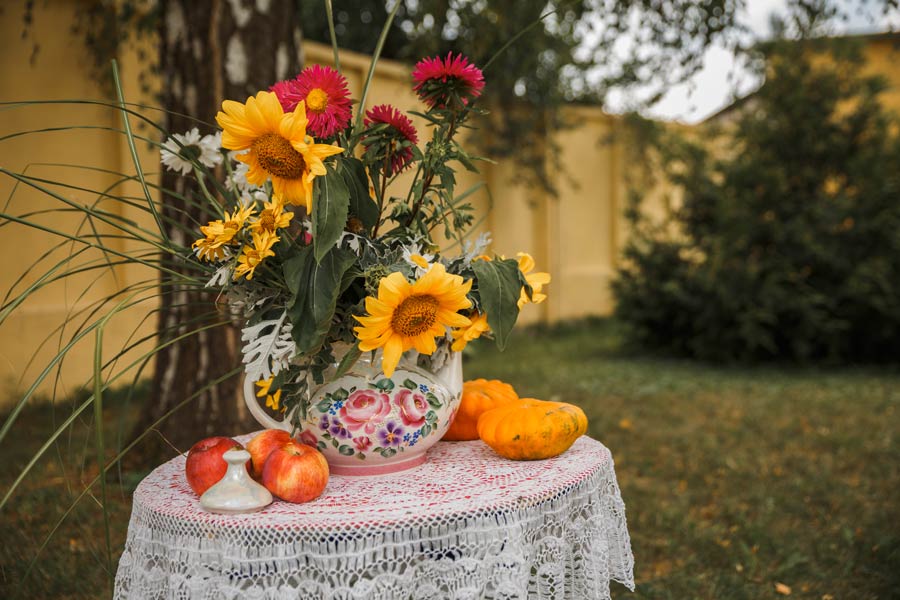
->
(200, 448), (272, 514)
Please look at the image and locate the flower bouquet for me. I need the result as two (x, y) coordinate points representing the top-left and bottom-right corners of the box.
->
(163, 53), (549, 474)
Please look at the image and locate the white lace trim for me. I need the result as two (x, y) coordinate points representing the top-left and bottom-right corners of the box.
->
(114, 436), (634, 599)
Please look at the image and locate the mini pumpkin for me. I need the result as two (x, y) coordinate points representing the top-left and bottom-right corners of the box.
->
(477, 398), (588, 460)
(442, 379), (519, 441)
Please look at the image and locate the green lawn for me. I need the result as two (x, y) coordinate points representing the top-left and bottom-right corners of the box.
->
(2, 318), (898, 599)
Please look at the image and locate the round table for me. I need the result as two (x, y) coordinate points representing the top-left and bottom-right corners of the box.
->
(114, 435), (634, 599)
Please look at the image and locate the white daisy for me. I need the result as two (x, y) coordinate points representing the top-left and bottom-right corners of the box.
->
(226, 152), (261, 194)
(401, 243), (435, 277)
(160, 128), (223, 175)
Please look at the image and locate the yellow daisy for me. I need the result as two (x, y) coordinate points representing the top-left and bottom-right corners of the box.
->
(234, 231), (279, 280)
(450, 310), (490, 352)
(193, 204), (256, 261)
(516, 252), (551, 308)
(353, 263), (473, 377)
(216, 91), (344, 208)
(249, 199), (293, 234)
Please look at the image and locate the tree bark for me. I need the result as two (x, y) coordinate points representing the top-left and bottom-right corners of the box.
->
(132, 0), (304, 459)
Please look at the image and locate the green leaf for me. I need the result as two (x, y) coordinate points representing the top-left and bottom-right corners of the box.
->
(402, 378), (418, 390)
(426, 393), (441, 409)
(316, 398), (332, 413)
(472, 258), (522, 350)
(379, 447), (397, 458)
(338, 444), (355, 456)
(331, 438), (340, 448)
(284, 245), (357, 354)
(332, 387), (349, 402)
(312, 165), (350, 263)
(334, 345), (362, 379)
(425, 410), (438, 423)
(340, 158), (379, 228)
(317, 441), (327, 451)
(420, 423), (432, 438)
(374, 378), (395, 391)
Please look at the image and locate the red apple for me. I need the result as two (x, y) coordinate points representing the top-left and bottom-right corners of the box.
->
(261, 441), (329, 503)
(184, 436), (243, 496)
(246, 429), (293, 479)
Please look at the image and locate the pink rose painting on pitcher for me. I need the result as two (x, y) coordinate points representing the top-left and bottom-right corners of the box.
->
(395, 388), (429, 428)
(302, 377), (447, 465)
(340, 389), (392, 434)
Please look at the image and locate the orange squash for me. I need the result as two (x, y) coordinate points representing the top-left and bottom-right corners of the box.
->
(477, 398), (588, 460)
(442, 379), (519, 441)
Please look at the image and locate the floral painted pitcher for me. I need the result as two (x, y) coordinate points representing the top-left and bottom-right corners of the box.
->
(244, 348), (463, 475)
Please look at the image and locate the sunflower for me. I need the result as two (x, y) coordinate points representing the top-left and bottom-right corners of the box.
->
(516, 252), (551, 308)
(354, 263), (473, 377)
(450, 310), (490, 352)
(233, 230), (279, 281)
(249, 199), (293, 234)
(193, 203), (255, 262)
(215, 91), (343, 208)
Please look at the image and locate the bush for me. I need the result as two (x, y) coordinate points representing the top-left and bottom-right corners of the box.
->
(614, 39), (900, 363)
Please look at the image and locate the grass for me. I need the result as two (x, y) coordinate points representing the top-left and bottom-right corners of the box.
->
(2, 318), (898, 599)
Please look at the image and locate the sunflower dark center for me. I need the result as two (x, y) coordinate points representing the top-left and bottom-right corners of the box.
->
(252, 133), (306, 179)
(392, 295), (440, 337)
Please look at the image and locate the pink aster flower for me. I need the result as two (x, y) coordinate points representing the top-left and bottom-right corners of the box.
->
(363, 104), (419, 176)
(412, 52), (485, 109)
(270, 65), (352, 138)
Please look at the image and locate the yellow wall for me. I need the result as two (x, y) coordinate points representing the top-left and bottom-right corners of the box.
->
(0, 0), (160, 403)
(0, 6), (657, 402)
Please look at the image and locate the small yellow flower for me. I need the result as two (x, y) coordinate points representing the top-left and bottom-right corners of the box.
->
(266, 389), (282, 411)
(255, 377), (282, 411)
(193, 204), (256, 262)
(516, 252), (551, 308)
(255, 376), (273, 397)
(450, 310), (490, 351)
(234, 231), (278, 280)
(249, 199), (293, 234)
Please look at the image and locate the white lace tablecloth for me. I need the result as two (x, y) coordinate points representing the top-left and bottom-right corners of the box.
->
(114, 434), (634, 599)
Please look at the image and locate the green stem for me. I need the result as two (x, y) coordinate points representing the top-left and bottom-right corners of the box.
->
(324, 0), (342, 73)
(350, 1), (402, 152)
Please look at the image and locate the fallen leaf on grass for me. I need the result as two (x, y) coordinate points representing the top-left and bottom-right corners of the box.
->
(775, 582), (792, 595)
(618, 418), (633, 430)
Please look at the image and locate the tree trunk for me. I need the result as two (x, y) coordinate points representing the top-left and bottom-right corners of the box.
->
(132, 0), (304, 460)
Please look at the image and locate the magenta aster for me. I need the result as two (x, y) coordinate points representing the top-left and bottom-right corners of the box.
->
(364, 104), (419, 176)
(270, 65), (352, 138)
(412, 53), (485, 109)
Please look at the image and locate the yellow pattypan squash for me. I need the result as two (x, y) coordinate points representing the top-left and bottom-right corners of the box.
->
(477, 398), (588, 460)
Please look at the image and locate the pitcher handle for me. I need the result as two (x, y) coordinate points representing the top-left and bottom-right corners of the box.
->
(242, 375), (291, 432)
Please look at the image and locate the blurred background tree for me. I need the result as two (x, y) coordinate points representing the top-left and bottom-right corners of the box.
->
(613, 34), (900, 362)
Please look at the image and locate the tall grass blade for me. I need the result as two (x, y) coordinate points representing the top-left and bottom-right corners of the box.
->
(110, 59), (166, 243)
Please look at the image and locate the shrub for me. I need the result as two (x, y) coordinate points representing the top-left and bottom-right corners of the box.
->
(614, 39), (900, 363)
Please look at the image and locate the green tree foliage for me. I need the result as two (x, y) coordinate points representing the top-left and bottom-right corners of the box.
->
(301, 0), (743, 191)
(614, 38), (900, 362)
